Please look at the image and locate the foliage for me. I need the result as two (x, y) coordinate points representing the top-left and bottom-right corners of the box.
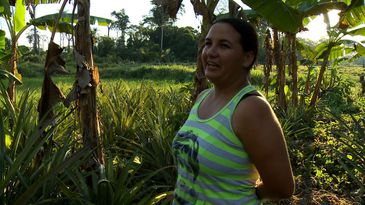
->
(2, 62), (365, 204)
(92, 22), (199, 63)
(97, 83), (191, 203)
(94, 36), (116, 58)
(329, 111), (365, 199)
(0, 87), (90, 205)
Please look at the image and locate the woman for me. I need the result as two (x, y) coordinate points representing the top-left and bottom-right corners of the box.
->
(172, 17), (294, 204)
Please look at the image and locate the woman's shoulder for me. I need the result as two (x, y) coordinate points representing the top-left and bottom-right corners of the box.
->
(195, 88), (212, 101)
(234, 94), (276, 124)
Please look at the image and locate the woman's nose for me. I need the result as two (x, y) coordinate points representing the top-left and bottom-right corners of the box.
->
(205, 45), (218, 57)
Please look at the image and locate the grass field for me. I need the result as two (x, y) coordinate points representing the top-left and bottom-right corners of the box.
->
(2, 62), (365, 204)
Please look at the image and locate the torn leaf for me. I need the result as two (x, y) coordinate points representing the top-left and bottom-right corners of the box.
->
(77, 69), (91, 88)
(45, 42), (66, 75)
(74, 50), (88, 68)
(38, 74), (66, 125)
(48, 63), (69, 75)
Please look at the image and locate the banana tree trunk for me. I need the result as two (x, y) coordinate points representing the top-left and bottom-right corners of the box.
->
(309, 48), (331, 107)
(7, 39), (17, 105)
(160, 26), (164, 52)
(192, 17), (211, 102)
(31, 5), (39, 54)
(360, 75), (365, 94)
(263, 29), (272, 96)
(190, 0), (220, 102)
(288, 33), (298, 106)
(75, 0), (105, 166)
(273, 29), (286, 110)
(300, 65), (313, 106)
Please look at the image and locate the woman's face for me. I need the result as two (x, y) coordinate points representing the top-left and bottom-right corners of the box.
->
(202, 22), (253, 84)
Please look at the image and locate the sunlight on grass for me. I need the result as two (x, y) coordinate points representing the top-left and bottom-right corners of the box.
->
(5, 134), (12, 149)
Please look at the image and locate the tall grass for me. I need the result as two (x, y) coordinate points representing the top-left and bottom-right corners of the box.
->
(0, 89), (90, 205)
(97, 82), (191, 204)
(3, 62), (365, 204)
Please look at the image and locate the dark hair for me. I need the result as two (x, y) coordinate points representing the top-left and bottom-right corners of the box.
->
(212, 17), (258, 69)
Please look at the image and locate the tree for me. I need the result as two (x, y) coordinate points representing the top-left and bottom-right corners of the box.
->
(74, 0), (105, 167)
(27, 3), (40, 54)
(110, 9), (129, 46)
(239, 0), (365, 108)
(164, 26), (199, 62)
(25, 27), (40, 51)
(95, 36), (116, 57)
(189, 0), (220, 101)
(263, 29), (273, 96)
(0, 0), (29, 104)
(0, 0), (62, 104)
(149, 0), (176, 55)
(309, 13), (365, 106)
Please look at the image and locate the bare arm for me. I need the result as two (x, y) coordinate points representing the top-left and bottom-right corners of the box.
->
(232, 96), (295, 200)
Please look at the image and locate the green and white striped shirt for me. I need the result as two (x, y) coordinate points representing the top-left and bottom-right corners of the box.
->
(172, 84), (262, 205)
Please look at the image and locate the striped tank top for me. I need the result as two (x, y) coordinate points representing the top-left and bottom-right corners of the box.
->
(172, 84), (262, 205)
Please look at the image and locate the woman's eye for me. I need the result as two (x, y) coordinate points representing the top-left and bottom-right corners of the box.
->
(221, 44), (230, 48)
(204, 42), (211, 47)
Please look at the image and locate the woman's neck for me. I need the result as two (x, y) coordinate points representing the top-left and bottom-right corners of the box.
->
(212, 77), (250, 100)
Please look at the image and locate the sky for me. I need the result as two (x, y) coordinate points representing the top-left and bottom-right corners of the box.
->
(0, 0), (353, 47)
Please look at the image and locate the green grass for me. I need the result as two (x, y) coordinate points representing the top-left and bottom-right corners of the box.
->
(17, 62), (196, 101)
(3, 62), (365, 204)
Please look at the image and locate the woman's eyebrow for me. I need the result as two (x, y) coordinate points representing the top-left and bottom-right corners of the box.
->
(219, 39), (233, 45)
(204, 38), (233, 45)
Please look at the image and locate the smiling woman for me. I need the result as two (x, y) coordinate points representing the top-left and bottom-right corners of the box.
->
(172, 17), (294, 204)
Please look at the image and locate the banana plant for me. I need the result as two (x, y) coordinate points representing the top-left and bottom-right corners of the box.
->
(35, 0), (112, 174)
(189, 0), (222, 101)
(72, 0), (106, 170)
(0, 0), (62, 105)
(33, 10), (112, 128)
(296, 25), (365, 107)
(238, 0), (365, 109)
(309, 23), (365, 106)
(155, 0), (218, 102)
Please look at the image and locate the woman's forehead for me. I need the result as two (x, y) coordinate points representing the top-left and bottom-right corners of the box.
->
(206, 23), (241, 41)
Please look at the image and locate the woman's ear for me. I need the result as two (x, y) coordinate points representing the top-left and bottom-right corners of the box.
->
(242, 51), (255, 68)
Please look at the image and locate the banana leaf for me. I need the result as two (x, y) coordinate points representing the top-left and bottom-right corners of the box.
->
(14, 0), (26, 32)
(30, 0), (62, 3)
(241, 0), (302, 33)
(31, 12), (112, 34)
(346, 25), (365, 36)
(0, 0), (11, 17)
(240, 0), (363, 34)
(339, 1), (365, 28)
(0, 69), (22, 84)
(0, 29), (5, 50)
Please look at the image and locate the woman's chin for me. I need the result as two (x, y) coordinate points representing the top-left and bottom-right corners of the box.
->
(205, 68), (220, 79)
(205, 73), (219, 83)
